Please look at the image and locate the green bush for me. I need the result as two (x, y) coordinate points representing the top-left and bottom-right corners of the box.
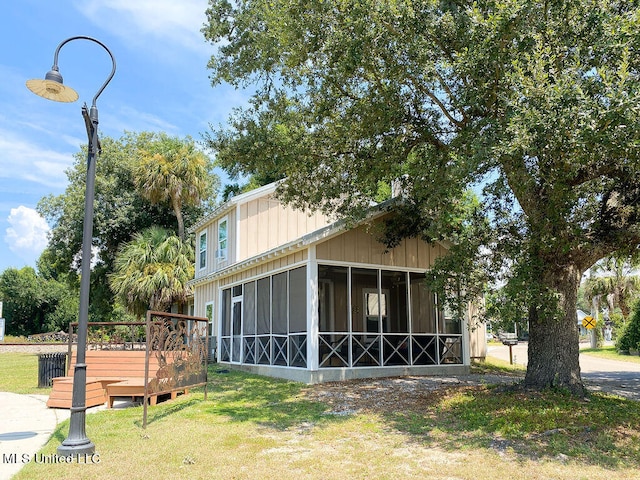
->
(609, 312), (625, 340)
(616, 302), (640, 353)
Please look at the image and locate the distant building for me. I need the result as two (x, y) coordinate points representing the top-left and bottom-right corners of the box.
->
(577, 309), (589, 336)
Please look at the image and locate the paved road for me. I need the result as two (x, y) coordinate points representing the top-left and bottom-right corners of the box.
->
(487, 343), (640, 400)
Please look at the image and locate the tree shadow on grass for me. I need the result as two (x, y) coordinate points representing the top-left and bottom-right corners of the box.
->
(202, 368), (349, 430)
(133, 396), (202, 427)
(380, 383), (640, 469)
(49, 424), (67, 445)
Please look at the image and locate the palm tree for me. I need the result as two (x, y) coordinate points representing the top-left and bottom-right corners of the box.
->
(109, 227), (195, 317)
(583, 256), (640, 322)
(134, 135), (212, 241)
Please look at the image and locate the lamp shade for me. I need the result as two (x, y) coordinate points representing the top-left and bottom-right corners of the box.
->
(26, 77), (79, 103)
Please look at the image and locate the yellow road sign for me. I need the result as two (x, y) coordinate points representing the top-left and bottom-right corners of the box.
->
(582, 315), (596, 329)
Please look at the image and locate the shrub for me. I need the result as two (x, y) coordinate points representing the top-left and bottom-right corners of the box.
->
(616, 302), (640, 353)
(609, 312), (624, 340)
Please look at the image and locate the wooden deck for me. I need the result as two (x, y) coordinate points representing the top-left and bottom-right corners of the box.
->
(46, 350), (190, 409)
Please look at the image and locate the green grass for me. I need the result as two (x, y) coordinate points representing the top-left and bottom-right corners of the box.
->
(0, 353), (52, 394)
(386, 385), (639, 465)
(472, 356), (527, 375)
(1, 335), (30, 343)
(4, 359), (640, 480)
(581, 345), (640, 364)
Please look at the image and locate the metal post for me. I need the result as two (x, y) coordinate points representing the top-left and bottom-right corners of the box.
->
(57, 105), (99, 456)
(143, 311), (151, 429)
(27, 36), (116, 457)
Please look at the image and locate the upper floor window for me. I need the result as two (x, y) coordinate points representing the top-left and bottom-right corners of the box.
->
(217, 216), (228, 261)
(198, 231), (207, 270)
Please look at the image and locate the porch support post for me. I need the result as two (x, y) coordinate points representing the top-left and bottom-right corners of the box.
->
(462, 303), (471, 366)
(307, 246), (319, 371)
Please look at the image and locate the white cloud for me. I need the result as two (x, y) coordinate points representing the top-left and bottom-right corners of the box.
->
(75, 0), (210, 55)
(5, 206), (50, 262)
(0, 129), (73, 189)
(106, 105), (179, 134)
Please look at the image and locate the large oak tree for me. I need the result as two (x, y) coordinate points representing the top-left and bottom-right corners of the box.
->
(202, 0), (640, 394)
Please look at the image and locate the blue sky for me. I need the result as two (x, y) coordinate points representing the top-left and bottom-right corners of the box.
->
(0, 0), (246, 274)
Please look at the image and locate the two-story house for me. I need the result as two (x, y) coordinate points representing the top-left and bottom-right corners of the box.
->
(189, 182), (486, 383)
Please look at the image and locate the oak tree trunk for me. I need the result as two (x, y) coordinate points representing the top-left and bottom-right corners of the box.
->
(524, 264), (586, 396)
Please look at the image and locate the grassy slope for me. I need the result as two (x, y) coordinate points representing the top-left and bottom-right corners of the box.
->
(1, 359), (636, 480)
(0, 353), (52, 394)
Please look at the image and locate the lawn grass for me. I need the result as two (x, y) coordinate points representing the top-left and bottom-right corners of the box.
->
(7, 362), (639, 480)
(471, 356), (527, 375)
(581, 345), (640, 364)
(0, 353), (52, 394)
(1, 335), (30, 343)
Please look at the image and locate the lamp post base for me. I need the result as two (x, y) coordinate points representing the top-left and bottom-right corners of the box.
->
(57, 407), (95, 457)
(57, 439), (96, 457)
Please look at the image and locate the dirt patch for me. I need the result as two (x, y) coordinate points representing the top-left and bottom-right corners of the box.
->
(303, 374), (521, 415)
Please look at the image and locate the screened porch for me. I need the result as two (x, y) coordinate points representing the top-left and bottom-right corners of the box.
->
(218, 264), (463, 371)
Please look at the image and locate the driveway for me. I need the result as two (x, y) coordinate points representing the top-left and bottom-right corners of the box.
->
(487, 342), (640, 400)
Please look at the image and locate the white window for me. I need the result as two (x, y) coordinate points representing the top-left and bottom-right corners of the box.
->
(217, 216), (228, 261)
(205, 301), (216, 360)
(198, 231), (207, 270)
(205, 301), (215, 336)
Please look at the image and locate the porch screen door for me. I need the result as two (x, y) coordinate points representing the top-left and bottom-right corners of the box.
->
(231, 296), (242, 363)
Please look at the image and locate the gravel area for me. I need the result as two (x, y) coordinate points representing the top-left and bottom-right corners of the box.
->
(303, 372), (640, 416)
(0, 344), (70, 354)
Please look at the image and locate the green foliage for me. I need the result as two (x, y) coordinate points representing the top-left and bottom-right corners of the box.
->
(109, 227), (195, 317)
(0, 267), (77, 335)
(203, 0), (640, 391)
(609, 312), (625, 340)
(485, 290), (528, 337)
(583, 256), (640, 321)
(134, 133), (217, 241)
(616, 301), (640, 353)
(576, 285), (591, 313)
(0, 267), (44, 335)
(37, 131), (218, 321)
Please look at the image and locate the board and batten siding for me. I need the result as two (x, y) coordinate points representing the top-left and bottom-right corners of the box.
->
(193, 279), (218, 319)
(316, 223), (447, 270)
(238, 198), (331, 262)
(468, 300), (488, 360)
(218, 251), (308, 287)
(195, 208), (237, 279)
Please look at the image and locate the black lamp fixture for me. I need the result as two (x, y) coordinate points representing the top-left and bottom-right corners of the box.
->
(27, 35), (116, 456)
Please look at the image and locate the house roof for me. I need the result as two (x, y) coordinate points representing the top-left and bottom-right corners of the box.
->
(577, 309), (589, 321)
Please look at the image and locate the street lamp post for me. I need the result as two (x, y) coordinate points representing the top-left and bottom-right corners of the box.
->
(27, 36), (116, 456)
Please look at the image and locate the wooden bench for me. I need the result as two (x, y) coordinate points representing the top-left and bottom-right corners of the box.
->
(46, 350), (190, 409)
(104, 378), (190, 408)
